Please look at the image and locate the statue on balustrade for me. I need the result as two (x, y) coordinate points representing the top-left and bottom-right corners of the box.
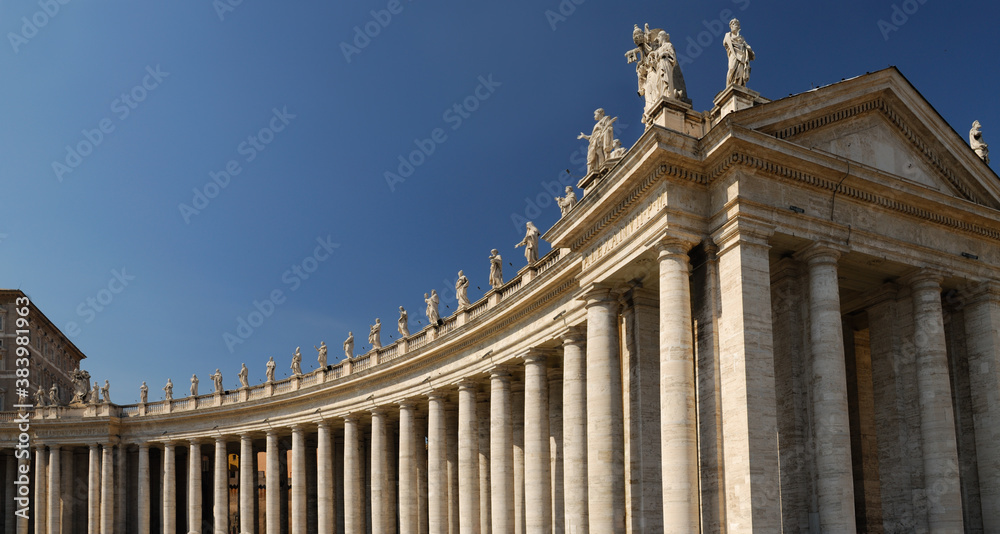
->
(456, 270), (471, 309)
(724, 18), (754, 87)
(369, 320), (382, 349)
(489, 249), (503, 289)
(315, 341), (328, 368)
(971, 120), (990, 164)
(577, 108), (618, 173)
(164, 379), (174, 401)
(70, 369), (91, 405)
(90, 381), (100, 404)
(516, 221), (541, 265)
(191, 374), (199, 397)
(609, 139), (626, 159)
(425, 290), (441, 325)
(266, 357), (276, 382)
(139, 382), (148, 404)
(239, 363), (250, 388)
(35, 386), (48, 407)
(344, 332), (355, 359)
(211, 369), (224, 392)
(291, 347), (303, 376)
(49, 384), (60, 406)
(555, 186), (577, 216)
(398, 307), (410, 337)
(101, 380), (111, 403)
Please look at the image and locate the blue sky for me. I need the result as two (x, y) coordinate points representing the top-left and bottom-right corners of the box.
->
(1, 0), (995, 403)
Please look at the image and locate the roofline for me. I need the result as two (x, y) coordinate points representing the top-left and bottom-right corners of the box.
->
(0, 288), (88, 361)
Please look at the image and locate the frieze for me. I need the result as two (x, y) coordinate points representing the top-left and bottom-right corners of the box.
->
(582, 187), (668, 270)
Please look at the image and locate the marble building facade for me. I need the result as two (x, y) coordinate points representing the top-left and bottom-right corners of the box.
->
(2, 53), (1000, 534)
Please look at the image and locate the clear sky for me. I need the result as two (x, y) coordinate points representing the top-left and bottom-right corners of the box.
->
(1, 0), (996, 403)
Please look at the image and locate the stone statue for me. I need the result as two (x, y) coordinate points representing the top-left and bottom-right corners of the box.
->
(425, 291), (441, 325)
(49, 384), (60, 406)
(35, 386), (48, 407)
(191, 374), (199, 397)
(556, 186), (578, 216)
(164, 379), (174, 402)
(971, 120), (990, 164)
(369, 320), (382, 349)
(101, 380), (111, 404)
(724, 19), (754, 87)
(266, 357), (276, 382)
(489, 249), (503, 289)
(139, 382), (148, 404)
(456, 271), (471, 309)
(344, 332), (355, 359)
(315, 342), (328, 368)
(577, 108), (618, 174)
(627, 24), (690, 125)
(239, 363), (249, 388)
(291, 347), (303, 376)
(609, 139), (626, 159)
(90, 381), (100, 404)
(70, 369), (91, 404)
(211, 369), (223, 393)
(516, 221), (541, 265)
(398, 307), (410, 337)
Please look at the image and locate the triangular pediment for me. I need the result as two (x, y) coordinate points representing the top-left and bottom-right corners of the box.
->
(730, 68), (1000, 210)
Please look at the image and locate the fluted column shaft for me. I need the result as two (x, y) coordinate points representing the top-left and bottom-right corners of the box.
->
(801, 245), (856, 532)
(428, 393), (448, 533)
(34, 446), (46, 534)
(371, 409), (395, 534)
(344, 416), (364, 534)
(911, 272), (965, 530)
(490, 370), (514, 534)
(189, 441), (202, 534)
(265, 431), (280, 534)
(88, 444), (100, 534)
(458, 381), (482, 533)
(399, 403), (418, 534)
(163, 443), (176, 534)
(47, 445), (60, 534)
(317, 423), (334, 534)
(524, 353), (551, 533)
(291, 427), (307, 533)
(137, 445), (150, 534)
(100, 445), (114, 534)
(239, 435), (255, 534)
(562, 330), (588, 533)
(585, 289), (625, 533)
(214, 438), (229, 534)
(657, 240), (700, 531)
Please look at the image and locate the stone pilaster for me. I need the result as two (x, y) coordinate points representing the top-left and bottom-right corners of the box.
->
(214, 438), (228, 534)
(398, 402), (418, 534)
(427, 392), (448, 533)
(490, 369), (515, 534)
(965, 281), (1000, 531)
(798, 242), (856, 532)
(524, 351), (552, 533)
(458, 380), (481, 533)
(561, 328), (588, 534)
(316, 423), (334, 534)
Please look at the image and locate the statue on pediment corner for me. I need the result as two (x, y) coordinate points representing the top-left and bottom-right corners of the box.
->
(971, 120), (989, 164)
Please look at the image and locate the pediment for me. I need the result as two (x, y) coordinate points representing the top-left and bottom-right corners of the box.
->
(731, 68), (1000, 210)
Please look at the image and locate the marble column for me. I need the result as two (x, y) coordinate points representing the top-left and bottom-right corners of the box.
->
(317, 423), (335, 534)
(371, 409), (395, 534)
(88, 444), (100, 534)
(458, 380), (481, 534)
(657, 238), (699, 532)
(561, 328), (588, 534)
(266, 431), (280, 534)
(5, 453), (15, 534)
(478, 393), (492, 534)
(910, 271), (964, 530)
(16, 455), (29, 534)
(138, 444), (150, 534)
(189, 440), (202, 534)
(549, 367), (564, 533)
(584, 287), (625, 533)
(100, 445), (114, 534)
(965, 281), (1000, 531)
(799, 243), (856, 532)
(34, 445), (46, 534)
(344, 415), (364, 534)
(490, 369), (514, 534)
(116, 443), (126, 534)
(399, 402), (418, 534)
(291, 427), (307, 533)
(523, 351), (551, 533)
(163, 443), (177, 534)
(47, 445), (60, 534)
(447, 406), (460, 533)
(214, 438), (229, 534)
(512, 383), (525, 534)
(240, 435), (255, 534)
(428, 392), (448, 533)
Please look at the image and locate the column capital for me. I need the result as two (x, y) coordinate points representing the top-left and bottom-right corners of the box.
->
(770, 257), (802, 283)
(963, 280), (1000, 305)
(457, 378), (479, 391)
(370, 407), (388, 417)
(522, 348), (555, 365)
(901, 268), (947, 292)
(397, 399), (417, 410)
(316, 420), (332, 431)
(47, 444), (60, 451)
(214, 435), (228, 445)
(489, 366), (512, 381)
(342, 413), (361, 423)
(795, 241), (848, 265)
(711, 216), (774, 256)
(427, 389), (449, 402)
(654, 230), (701, 257)
(559, 325), (587, 345)
(580, 284), (620, 307)
(864, 282), (900, 309)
